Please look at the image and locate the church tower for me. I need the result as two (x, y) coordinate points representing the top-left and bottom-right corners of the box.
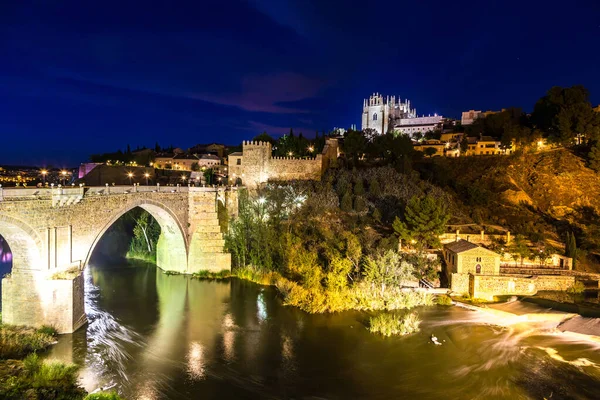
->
(361, 93), (389, 134)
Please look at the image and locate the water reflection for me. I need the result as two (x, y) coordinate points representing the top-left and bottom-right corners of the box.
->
(46, 264), (600, 399)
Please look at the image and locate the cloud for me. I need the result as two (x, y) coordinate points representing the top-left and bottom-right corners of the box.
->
(189, 72), (324, 114)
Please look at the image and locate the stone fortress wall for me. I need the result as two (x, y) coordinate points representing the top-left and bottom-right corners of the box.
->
(230, 138), (338, 188)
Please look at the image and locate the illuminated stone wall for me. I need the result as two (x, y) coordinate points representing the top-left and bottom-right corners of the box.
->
(228, 139), (338, 189)
(452, 273), (576, 300)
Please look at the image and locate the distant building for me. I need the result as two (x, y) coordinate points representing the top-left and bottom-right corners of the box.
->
(413, 140), (445, 157)
(154, 153), (222, 171)
(361, 93), (443, 137)
(594, 105), (600, 113)
(466, 135), (509, 156)
(461, 110), (483, 126)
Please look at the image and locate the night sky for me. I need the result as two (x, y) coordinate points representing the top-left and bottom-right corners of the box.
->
(1, 0), (599, 166)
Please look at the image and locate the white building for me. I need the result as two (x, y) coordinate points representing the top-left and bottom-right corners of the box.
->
(361, 93), (442, 137)
(393, 115), (444, 136)
(361, 93), (417, 135)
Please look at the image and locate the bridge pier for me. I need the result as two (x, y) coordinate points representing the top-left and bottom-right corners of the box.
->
(2, 270), (86, 334)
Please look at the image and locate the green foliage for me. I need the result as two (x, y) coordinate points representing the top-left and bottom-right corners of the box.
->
(363, 250), (414, 296)
(0, 325), (56, 360)
(393, 195), (450, 250)
(0, 354), (85, 399)
(191, 270), (231, 279)
(353, 180), (365, 195)
(565, 231), (578, 269)
(588, 141), (600, 172)
(509, 234), (531, 266)
(369, 312), (421, 337)
(566, 281), (585, 294)
(423, 147), (437, 157)
(368, 178), (381, 196)
(372, 207), (382, 222)
(436, 294), (453, 306)
(85, 392), (125, 400)
(127, 209), (160, 262)
(340, 191), (353, 212)
(252, 132), (276, 144)
(353, 196), (367, 212)
(532, 85), (600, 145)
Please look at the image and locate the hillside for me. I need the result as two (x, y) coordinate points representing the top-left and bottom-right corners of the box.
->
(418, 149), (600, 271)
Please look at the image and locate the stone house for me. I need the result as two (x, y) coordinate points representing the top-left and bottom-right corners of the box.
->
(444, 240), (500, 277)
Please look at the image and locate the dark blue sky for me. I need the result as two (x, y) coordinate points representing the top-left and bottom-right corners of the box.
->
(1, 0), (599, 166)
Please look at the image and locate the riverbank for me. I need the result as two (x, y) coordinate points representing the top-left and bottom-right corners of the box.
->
(0, 321), (123, 399)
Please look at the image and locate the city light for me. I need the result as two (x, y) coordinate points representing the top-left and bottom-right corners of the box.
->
(307, 146), (314, 153)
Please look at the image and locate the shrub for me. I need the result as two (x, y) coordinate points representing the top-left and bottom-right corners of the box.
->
(36, 326), (58, 337)
(436, 294), (453, 306)
(0, 325), (56, 360)
(191, 270), (231, 280)
(85, 392), (125, 400)
(369, 312), (421, 337)
(340, 191), (353, 212)
(566, 281), (585, 294)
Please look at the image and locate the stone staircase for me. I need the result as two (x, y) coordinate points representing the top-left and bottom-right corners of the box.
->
(187, 197), (231, 273)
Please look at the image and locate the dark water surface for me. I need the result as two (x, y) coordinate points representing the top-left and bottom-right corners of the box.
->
(47, 264), (600, 399)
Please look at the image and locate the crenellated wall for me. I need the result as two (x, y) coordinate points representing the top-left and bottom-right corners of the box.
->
(228, 139), (338, 188)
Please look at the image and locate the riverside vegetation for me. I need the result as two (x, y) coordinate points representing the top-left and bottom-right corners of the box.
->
(224, 167), (451, 321)
(0, 317), (123, 399)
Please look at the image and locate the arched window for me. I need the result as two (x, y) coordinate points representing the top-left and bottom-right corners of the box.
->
(373, 113), (378, 121)
(476, 264), (481, 274)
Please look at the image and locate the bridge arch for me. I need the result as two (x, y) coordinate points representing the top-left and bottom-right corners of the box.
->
(0, 214), (43, 271)
(84, 199), (189, 273)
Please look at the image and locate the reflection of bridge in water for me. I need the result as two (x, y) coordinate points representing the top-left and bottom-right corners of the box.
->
(0, 185), (238, 333)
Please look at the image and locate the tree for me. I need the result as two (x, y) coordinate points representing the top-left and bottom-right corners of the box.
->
(372, 207), (382, 222)
(363, 250), (415, 296)
(460, 135), (469, 154)
(423, 147), (437, 157)
(129, 210), (160, 256)
(253, 132), (276, 144)
(343, 130), (366, 167)
(510, 234), (531, 266)
(354, 196), (367, 212)
(392, 195), (450, 250)
(369, 178), (381, 197)
(565, 231), (577, 269)
(588, 141), (600, 172)
(190, 162), (200, 172)
(340, 192), (353, 212)
(353, 180), (365, 195)
(532, 86), (600, 145)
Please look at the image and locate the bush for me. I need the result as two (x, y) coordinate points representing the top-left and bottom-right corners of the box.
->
(0, 354), (86, 399)
(191, 270), (231, 280)
(566, 281), (585, 294)
(369, 312), (421, 337)
(436, 294), (453, 306)
(0, 325), (56, 360)
(85, 392), (125, 400)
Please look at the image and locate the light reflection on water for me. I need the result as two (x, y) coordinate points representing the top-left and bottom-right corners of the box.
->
(47, 264), (600, 400)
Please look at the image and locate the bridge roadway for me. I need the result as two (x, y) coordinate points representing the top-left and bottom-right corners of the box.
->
(0, 185), (238, 333)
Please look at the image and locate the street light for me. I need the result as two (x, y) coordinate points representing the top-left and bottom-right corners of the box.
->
(40, 169), (47, 185)
(307, 146), (314, 153)
(127, 172), (134, 185)
(61, 170), (67, 186)
(144, 173), (150, 185)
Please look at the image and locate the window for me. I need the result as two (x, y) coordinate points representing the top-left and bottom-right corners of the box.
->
(236, 159), (241, 165)
(476, 264), (481, 274)
(373, 113), (378, 121)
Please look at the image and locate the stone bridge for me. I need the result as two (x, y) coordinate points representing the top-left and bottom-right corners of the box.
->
(0, 185), (238, 333)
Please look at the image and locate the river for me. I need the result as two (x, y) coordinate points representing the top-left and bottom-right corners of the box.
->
(46, 262), (600, 399)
